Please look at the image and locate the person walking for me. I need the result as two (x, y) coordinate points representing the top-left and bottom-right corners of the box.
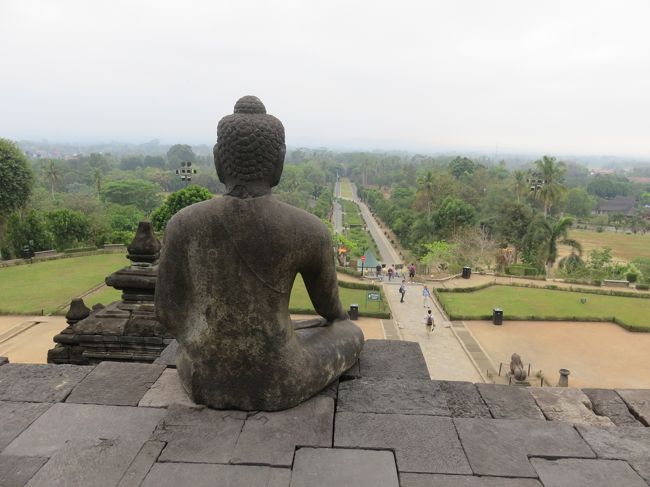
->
(399, 279), (406, 303)
(408, 263), (416, 282)
(424, 309), (435, 336)
(422, 285), (431, 308)
(376, 264), (382, 279)
(387, 266), (394, 281)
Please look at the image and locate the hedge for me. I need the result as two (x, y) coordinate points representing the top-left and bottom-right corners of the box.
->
(338, 281), (381, 290)
(289, 307), (390, 319)
(336, 266), (362, 277)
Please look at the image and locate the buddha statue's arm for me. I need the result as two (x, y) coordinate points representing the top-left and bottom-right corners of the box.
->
(155, 215), (191, 337)
(301, 225), (348, 323)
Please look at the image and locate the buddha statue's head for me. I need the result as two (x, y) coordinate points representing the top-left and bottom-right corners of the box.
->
(214, 96), (286, 196)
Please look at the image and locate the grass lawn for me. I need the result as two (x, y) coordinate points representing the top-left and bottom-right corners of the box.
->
(290, 275), (386, 315)
(0, 253), (128, 314)
(83, 286), (122, 309)
(339, 178), (354, 199)
(438, 285), (650, 330)
(340, 199), (363, 226)
(558, 229), (650, 263)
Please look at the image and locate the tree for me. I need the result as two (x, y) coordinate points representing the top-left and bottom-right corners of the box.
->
(587, 175), (632, 198)
(565, 187), (595, 218)
(523, 216), (579, 275)
(435, 197), (476, 238)
(512, 170), (528, 203)
(151, 185), (213, 231)
(101, 180), (163, 213)
(422, 241), (454, 272)
(416, 171), (435, 216)
(44, 160), (60, 199)
(167, 144), (196, 167)
(5, 210), (53, 257)
(495, 202), (534, 263)
(93, 168), (103, 195)
(533, 155), (566, 217)
(0, 138), (33, 220)
(46, 209), (91, 250)
(449, 157), (479, 179)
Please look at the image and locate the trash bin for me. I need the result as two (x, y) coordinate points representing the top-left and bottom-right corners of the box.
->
(349, 304), (359, 320)
(492, 308), (503, 325)
(462, 266), (472, 279)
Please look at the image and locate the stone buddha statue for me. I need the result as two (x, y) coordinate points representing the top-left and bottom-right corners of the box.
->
(155, 96), (364, 411)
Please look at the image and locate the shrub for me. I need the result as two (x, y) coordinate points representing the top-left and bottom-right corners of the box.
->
(627, 272), (638, 283)
(636, 284), (649, 291)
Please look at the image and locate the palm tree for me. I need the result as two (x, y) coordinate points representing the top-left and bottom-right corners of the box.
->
(93, 168), (102, 195)
(512, 170), (528, 203)
(416, 171), (435, 216)
(538, 216), (581, 275)
(533, 156), (566, 217)
(44, 161), (60, 200)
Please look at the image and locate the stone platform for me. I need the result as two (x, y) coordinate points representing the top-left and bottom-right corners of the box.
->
(1, 340), (649, 486)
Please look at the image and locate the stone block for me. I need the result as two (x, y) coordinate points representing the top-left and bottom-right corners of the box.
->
(582, 389), (642, 426)
(141, 463), (290, 487)
(476, 384), (545, 420)
(0, 356), (8, 366)
(0, 364), (93, 402)
(231, 396), (334, 467)
(338, 378), (449, 416)
(66, 361), (165, 406)
(438, 381), (491, 418)
(154, 405), (246, 464)
(341, 359), (360, 379)
(138, 369), (196, 408)
(318, 378), (338, 400)
(335, 412), (471, 474)
(153, 339), (178, 368)
(454, 418), (595, 477)
(577, 425), (650, 483)
(290, 447), (399, 487)
(529, 387), (614, 426)
(0, 455), (47, 487)
(3, 403), (165, 457)
(24, 438), (146, 487)
(400, 473), (542, 486)
(0, 401), (51, 451)
(616, 389), (650, 426)
(359, 339), (429, 379)
(530, 458), (647, 487)
(117, 440), (166, 487)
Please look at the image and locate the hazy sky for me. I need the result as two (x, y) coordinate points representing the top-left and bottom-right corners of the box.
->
(2, 1), (650, 157)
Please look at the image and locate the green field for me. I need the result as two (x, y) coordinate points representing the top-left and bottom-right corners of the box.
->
(438, 285), (650, 330)
(340, 199), (363, 226)
(83, 286), (122, 309)
(339, 178), (354, 198)
(559, 229), (650, 263)
(0, 254), (128, 314)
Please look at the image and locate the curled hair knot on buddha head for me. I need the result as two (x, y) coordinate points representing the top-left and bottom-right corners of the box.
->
(214, 96), (286, 191)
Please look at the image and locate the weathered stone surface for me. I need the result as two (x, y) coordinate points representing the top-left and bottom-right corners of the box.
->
(438, 381), (491, 418)
(117, 440), (166, 487)
(530, 458), (647, 487)
(290, 447), (399, 487)
(454, 418), (595, 477)
(66, 361), (165, 406)
(400, 473), (542, 486)
(154, 405), (246, 463)
(318, 379), (338, 400)
(155, 96), (364, 411)
(0, 356), (8, 366)
(359, 340), (429, 379)
(578, 425), (650, 483)
(138, 369), (195, 408)
(141, 463), (290, 487)
(582, 389), (642, 426)
(0, 364), (93, 402)
(335, 412), (471, 474)
(617, 389), (650, 426)
(232, 396), (333, 467)
(476, 384), (544, 420)
(338, 378), (449, 416)
(341, 359), (360, 379)
(529, 387), (614, 426)
(153, 339), (178, 368)
(0, 455), (47, 487)
(24, 438), (146, 487)
(0, 401), (51, 451)
(3, 403), (165, 457)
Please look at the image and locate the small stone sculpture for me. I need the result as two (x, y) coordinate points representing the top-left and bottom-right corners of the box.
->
(155, 96), (364, 411)
(510, 353), (528, 383)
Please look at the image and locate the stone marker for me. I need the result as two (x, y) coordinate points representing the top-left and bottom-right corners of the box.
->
(156, 95), (364, 411)
(231, 396), (334, 467)
(578, 425), (650, 483)
(530, 458), (647, 487)
(582, 388), (642, 426)
(454, 418), (595, 477)
(66, 361), (166, 406)
(290, 447), (399, 487)
(141, 463), (290, 487)
(476, 383), (545, 420)
(358, 340), (429, 379)
(529, 387), (614, 426)
(0, 455), (48, 487)
(400, 473), (543, 486)
(338, 377), (450, 416)
(616, 389), (650, 426)
(0, 401), (51, 450)
(0, 363), (93, 402)
(335, 412), (471, 474)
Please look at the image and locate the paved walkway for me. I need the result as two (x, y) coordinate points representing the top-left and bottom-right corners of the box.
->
(383, 282), (483, 382)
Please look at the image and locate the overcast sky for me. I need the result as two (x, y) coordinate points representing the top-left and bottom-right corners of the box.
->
(2, 1), (649, 157)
